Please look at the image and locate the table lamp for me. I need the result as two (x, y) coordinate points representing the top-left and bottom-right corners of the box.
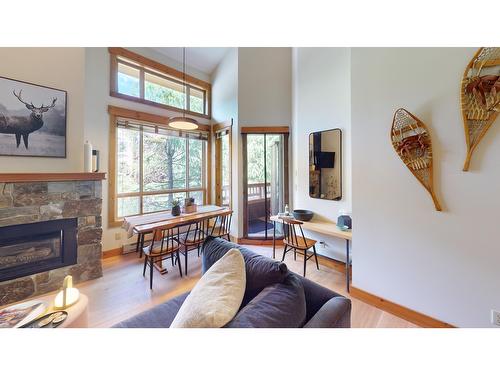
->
(54, 275), (80, 309)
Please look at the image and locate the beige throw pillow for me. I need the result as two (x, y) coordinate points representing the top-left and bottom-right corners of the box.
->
(170, 249), (246, 328)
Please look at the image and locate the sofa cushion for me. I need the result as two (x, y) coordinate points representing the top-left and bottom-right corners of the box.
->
(303, 296), (352, 328)
(112, 292), (189, 328)
(225, 273), (306, 328)
(202, 236), (288, 302)
(170, 249), (246, 328)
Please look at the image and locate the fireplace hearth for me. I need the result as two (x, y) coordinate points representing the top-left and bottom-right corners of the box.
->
(0, 175), (104, 306)
(0, 218), (77, 283)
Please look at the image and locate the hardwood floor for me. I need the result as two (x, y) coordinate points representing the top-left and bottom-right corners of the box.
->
(76, 245), (417, 328)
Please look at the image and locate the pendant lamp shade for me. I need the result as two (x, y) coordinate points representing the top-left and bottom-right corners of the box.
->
(168, 116), (199, 130)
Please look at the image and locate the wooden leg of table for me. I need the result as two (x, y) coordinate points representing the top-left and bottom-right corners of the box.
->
(346, 239), (350, 293)
(139, 234), (145, 258)
(153, 258), (167, 274)
(135, 234), (141, 253)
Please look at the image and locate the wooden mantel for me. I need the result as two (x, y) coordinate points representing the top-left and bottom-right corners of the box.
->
(0, 173), (107, 183)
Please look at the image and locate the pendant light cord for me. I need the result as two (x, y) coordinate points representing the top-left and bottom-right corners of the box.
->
(183, 47), (186, 119)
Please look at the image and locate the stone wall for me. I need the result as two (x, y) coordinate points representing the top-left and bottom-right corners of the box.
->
(0, 180), (103, 306)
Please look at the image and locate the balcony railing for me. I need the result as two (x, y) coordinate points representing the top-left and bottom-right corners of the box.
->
(247, 182), (270, 201)
(221, 183), (271, 203)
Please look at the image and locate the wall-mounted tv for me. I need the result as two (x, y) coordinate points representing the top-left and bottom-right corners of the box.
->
(314, 151), (335, 168)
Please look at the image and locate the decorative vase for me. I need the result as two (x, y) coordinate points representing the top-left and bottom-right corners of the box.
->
(171, 206), (181, 216)
(84, 141), (93, 173)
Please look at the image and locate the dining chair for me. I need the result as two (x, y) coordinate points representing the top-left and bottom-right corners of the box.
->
(207, 210), (232, 242)
(177, 219), (209, 276)
(280, 216), (319, 277)
(142, 226), (183, 289)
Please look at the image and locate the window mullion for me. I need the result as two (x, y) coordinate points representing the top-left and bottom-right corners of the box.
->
(139, 67), (145, 99)
(186, 85), (190, 112)
(186, 138), (190, 197)
(139, 126), (144, 214)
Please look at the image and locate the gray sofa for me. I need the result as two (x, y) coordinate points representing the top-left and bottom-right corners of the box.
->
(113, 237), (351, 328)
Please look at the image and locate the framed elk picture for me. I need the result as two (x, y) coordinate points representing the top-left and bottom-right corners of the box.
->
(0, 76), (67, 158)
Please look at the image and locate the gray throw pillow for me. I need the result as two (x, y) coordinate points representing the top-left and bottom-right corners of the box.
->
(225, 273), (306, 328)
(202, 236), (288, 303)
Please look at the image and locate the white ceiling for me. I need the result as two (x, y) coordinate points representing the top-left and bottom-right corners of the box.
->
(152, 47), (230, 75)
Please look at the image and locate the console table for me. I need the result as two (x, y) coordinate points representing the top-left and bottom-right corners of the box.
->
(270, 216), (353, 291)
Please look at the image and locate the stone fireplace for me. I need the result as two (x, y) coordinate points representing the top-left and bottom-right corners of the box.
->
(0, 173), (105, 306)
(0, 218), (78, 283)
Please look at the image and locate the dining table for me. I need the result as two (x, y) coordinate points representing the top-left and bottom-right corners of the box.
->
(123, 205), (229, 273)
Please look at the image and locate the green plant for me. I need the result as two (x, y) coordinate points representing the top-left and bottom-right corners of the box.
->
(172, 199), (180, 208)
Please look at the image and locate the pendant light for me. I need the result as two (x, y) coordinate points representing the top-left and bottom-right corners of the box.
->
(168, 47), (199, 130)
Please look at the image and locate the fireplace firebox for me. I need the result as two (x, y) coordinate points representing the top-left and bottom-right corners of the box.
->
(0, 218), (77, 283)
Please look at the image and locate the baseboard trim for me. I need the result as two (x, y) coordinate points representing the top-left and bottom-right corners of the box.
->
(349, 286), (455, 328)
(102, 247), (123, 259)
(236, 238), (276, 245)
(316, 254), (351, 276)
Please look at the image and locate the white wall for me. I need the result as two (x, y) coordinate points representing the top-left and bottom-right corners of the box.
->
(351, 47), (500, 327)
(235, 47), (292, 237)
(292, 47), (351, 260)
(210, 48), (240, 237)
(238, 47), (292, 126)
(84, 48), (211, 251)
(0, 48), (85, 173)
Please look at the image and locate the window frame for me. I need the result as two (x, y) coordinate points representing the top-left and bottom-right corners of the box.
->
(108, 105), (211, 227)
(214, 120), (233, 209)
(109, 47), (211, 119)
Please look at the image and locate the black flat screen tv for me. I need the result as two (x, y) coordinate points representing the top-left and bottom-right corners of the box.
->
(314, 151), (335, 168)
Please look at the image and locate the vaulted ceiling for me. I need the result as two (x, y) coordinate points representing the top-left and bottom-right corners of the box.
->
(153, 47), (230, 75)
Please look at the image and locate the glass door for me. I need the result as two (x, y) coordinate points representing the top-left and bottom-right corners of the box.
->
(215, 126), (232, 207)
(243, 133), (288, 239)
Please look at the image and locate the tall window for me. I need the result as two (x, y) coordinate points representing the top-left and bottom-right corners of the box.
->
(110, 48), (211, 118)
(114, 118), (208, 219)
(214, 123), (232, 208)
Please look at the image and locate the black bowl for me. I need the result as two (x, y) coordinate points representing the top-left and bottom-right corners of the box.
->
(292, 209), (314, 222)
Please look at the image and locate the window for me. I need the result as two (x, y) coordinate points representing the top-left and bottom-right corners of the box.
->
(109, 48), (211, 118)
(110, 114), (209, 221)
(214, 123), (232, 207)
(117, 62), (140, 98)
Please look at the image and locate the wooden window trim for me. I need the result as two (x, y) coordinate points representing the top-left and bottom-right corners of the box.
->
(240, 126), (289, 134)
(242, 131), (290, 240)
(108, 105), (210, 132)
(109, 47), (212, 119)
(214, 119), (233, 208)
(108, 105), (211, 227)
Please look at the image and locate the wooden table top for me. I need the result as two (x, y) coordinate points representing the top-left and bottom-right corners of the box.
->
(270, 215), (352, 241)
(134, 207), (232, 234)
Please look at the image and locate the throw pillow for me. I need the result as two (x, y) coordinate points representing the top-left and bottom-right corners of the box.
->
(225, 273), (306, 328)
(170, 249), (246, 328)
(202, 236), (288, 302)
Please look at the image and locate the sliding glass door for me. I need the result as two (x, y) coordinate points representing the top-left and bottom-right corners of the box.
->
(215, 126), (232, 207)
(243, 132), (288, 239)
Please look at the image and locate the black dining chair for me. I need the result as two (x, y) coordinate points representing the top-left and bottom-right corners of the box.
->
(142, 226), (183, 289)
(207, 210), (232, 242)
(280, 216), (319, 277)
(177, 219), (209, 276)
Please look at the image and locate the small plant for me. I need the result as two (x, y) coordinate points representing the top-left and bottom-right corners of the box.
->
(185, 197), (195, 206)
(171, 199), (181, 216)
